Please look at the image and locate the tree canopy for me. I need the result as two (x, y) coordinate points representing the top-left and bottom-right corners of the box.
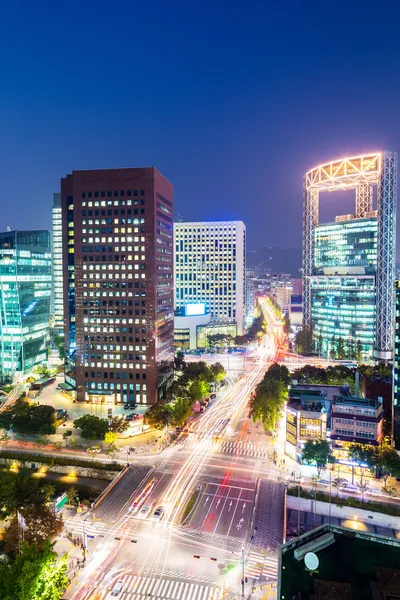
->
(249, 363), (290, 432)
(73, 414), (109, 440)
(302, 439), (335, 476)
(4, 504), (64, 553)
(0, 398), (56, 436)
(0, 540), (68, 600)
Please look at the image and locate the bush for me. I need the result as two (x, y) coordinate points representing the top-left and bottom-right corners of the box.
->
(287, 486), (400, 517)
(181, 487), (201, 523)
(0, 449), (122, 471)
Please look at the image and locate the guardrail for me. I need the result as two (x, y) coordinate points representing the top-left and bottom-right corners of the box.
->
(93, 464), (130, 510)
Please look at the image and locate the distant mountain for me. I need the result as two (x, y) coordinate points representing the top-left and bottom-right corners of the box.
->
(247, 247), (301, 276)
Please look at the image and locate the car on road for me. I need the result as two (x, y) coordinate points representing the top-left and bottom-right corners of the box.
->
(152, 506), (165, 521)
(139, 504), (152, 518)
(210, 393), (216, 399)
(343, 484), (361, 494)
(110, 580), (124, 596)
(318, 479), (330, 485)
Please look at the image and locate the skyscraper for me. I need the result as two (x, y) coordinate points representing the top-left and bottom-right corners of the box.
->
(61, 168), (174, 404)
(0, 230), (51, 382)
(174, 221), (246, 334)
(303, 152), (397, 360)
(52, 193), (64, 332)
(393, 280), (400, 449)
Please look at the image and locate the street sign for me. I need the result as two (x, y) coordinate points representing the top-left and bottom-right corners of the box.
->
(54, 492), (68, 513)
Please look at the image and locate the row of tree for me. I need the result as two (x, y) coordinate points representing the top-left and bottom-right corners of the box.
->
(302, 439), (400, 488)
(0, 467), (67, 599)
(294, 325), (371, 361)
(146, 359), (226, 429)
(249, 363), (290, 432)
(291, 363), (392, 390)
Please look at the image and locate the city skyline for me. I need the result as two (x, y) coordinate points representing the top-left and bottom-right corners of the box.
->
(2, 2), (400, 256)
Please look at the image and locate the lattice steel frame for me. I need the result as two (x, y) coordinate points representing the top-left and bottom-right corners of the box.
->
(302, 151), (397, 359)
(375, 151), (397, 358)
(355, 183), (373, 217)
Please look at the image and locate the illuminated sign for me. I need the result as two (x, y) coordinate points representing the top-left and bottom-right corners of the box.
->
(185, 303), (206, 316)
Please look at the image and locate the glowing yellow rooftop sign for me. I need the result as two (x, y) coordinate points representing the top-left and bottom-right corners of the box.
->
(305, 152), (382, 192)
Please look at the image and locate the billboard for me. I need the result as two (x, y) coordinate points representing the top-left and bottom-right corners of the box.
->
(185, 303), (206, 316)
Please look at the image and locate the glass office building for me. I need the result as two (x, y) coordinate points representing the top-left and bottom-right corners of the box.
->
(311, 217), (377, 359)
(0, 230), (51, 382)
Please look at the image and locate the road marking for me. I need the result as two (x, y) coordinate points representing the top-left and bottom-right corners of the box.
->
(242, 502), (246, 513)
(228, 500), (233, 511)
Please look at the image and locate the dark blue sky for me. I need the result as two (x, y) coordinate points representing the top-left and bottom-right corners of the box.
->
(1, 0), (400, 253)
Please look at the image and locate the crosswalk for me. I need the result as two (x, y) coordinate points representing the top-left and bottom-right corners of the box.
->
(246, 551), (278, 581)
(106, 574), (219, 599)
(214, 439), (270, 459)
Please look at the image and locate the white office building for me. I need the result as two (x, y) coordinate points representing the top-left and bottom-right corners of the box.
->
(52, 193), (63, 332)
(174, 221), (246, 334)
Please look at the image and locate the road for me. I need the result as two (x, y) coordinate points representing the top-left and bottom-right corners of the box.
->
(65, 334), (283, 600)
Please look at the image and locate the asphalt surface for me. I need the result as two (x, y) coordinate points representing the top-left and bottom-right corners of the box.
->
(252, 480), (285, 551)
(93, 465), (153, 522)
(190, 477), (257, 540)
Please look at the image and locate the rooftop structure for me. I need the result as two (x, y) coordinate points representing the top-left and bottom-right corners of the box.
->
(279, 523), (400, 600)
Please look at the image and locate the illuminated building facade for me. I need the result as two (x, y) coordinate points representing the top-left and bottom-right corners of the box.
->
(0, 230), (51, 382)
(285, 386), (328, 462)
(174, 221), (246, 334)
(331, 395), (383, 447)
(61, 168), (174, 404)
(52, 193), (64, 332)
(393, 280), (400, 449)
(303, 152), (397, 360)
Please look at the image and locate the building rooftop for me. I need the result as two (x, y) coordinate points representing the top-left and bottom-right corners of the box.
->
(279, 524), (400, 600)
(333, 395), (382, 409)
(290, 384), (350, 402)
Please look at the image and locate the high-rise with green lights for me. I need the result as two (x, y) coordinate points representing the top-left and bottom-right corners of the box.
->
(303, 152), (397, 361)
(0, 230), (51, 382)
(311, 217), (377, 358)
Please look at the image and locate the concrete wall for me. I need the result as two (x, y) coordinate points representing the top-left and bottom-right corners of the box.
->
(287, 493), (400, 530)
(0, 457), (117, 480)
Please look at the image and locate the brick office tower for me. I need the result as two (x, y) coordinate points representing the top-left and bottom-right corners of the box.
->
(61, 168), (174, 405)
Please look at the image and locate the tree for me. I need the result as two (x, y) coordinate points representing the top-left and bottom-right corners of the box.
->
(302, 439), (335, 477)
(188, 377), (210, 401)
(174, 351), (186, 371)
(105, 443), (120, 458)
(332, 477), (347, 498)
(283, 313), (291, 336)
(34, 364), (51, 379)
(266, 363), (291, 387)
(329, 335), (336, 360)
(108, 416), (129, 434)
(356, 340), (363, 361)
(249, 378), (284, 432)
(316, 333), (323, 356)
(66, 485), (78, 504)
(73, 414), (108, 440)
(375, 446), (400, 488)
(145, 403), (172, 429)
(210, 362), (226, 383)
(62, 430), (72, 445)
(170, 397), (193, 427)
(347, 444), (376, 486)
(0, 399), (56, 436)
(104, 431), (117, 445)
(337, 337), (345, 360)
(0, 430), (10, 448)
(4, 505), (63, 553)
(294, 325), (313, 356)
(234, 335), (248, 346)
(0, 540), (68, 600)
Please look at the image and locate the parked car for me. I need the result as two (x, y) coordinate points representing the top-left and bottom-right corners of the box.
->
(210, 393), (216, 399)
(318, 479), (330, 485)
(343, 484), (361, 494)
(152, 506), (165, 521)
(111, 580), (124, 597)
(123, 404), (131, 410)
(125, 414), (135, 422)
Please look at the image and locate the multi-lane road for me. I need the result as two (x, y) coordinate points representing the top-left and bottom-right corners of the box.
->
(65, 334), (283, 600)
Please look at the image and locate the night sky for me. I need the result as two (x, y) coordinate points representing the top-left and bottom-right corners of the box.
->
(1, 0), (400, 256)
